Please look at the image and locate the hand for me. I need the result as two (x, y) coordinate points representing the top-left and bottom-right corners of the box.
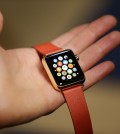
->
(0, 12), (120, 128)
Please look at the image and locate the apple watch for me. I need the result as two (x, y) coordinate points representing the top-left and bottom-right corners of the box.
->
(33, 42), (93, 134)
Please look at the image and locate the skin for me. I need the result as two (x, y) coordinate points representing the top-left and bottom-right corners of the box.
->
(0, 12), (120, 128)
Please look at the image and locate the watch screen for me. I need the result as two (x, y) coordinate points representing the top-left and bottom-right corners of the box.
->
(45, 49), (85, 88)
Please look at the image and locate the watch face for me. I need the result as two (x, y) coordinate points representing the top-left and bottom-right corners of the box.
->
(44, 49), (85, 89)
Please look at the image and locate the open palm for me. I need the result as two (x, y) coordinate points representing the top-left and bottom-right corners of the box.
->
(0, 13), (120, 128)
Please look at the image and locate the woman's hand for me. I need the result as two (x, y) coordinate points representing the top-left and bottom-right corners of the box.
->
(0, 12), (119, 128)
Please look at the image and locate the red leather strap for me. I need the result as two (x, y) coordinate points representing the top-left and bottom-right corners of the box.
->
(63, 86), (93, 134)
(33, 42), (61, 59)
(33, 42), (93, 134)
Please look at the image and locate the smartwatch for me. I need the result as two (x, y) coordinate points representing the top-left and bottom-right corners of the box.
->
(33, 42), (93, 134)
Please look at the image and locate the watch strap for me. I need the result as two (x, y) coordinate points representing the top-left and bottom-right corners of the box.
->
(63, 86), (93, 134)
(33, 42), (93, 134)
(33, 42), (61, 59)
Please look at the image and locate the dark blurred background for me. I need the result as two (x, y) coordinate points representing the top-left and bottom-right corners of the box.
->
(0, 0), (120, 134)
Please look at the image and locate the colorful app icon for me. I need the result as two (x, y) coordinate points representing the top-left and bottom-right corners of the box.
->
(72, 73), (77, 77)
(62, 71), (67, 76)
(73, 67), (77, 72)
(67, 75), (72, 79)
(57, 72), (61, 77)
(56, 67), (62, 72)
(64, 55), (68, 59)
(53, 59), (58, 63)
(58, 56), (63, 61)
(61, 76), (66, 80)
(57, 61), (63, 66)
(62, 65), (68, 70)
(68, 63), (73, 68)
(63, 60), (68, 65)
(53, 64), (57, 68)
(68, 59), (73, 63)
(67, 69), (73, 74)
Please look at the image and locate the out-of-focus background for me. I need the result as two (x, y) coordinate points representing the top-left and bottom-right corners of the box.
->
(0, 0), (120, 134)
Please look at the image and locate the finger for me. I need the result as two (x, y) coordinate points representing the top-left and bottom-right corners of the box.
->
(52, 24), (88, 46)
(0, 11), (3, 32)
(83, 61), (115, 90)
(64, 15), (117, 54)
(79, 31), (120, 71)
